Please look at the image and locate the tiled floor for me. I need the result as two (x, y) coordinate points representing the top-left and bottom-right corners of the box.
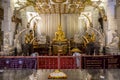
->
(0, 69), (120, 80)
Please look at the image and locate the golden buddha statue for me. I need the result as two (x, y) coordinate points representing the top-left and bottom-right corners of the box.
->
(25, 30), (34, 44)
(53, 25), (67, 42)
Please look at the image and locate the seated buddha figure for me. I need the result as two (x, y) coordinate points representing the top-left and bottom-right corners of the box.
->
(53, 25), (67, 42)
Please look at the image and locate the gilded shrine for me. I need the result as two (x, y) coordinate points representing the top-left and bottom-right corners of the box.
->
(0, 0), (119, 56)
(52, 25), (68, 55)
(0, 0), (120, 80)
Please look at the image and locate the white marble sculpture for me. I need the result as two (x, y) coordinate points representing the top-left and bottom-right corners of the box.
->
(3, 33), (14, 55)
(107, 32), (119, 54)
(14, 34), (22, 53)
(38, 32), (46, 44)
(4, 33), (10, 46)
(109, 33), (119, 48)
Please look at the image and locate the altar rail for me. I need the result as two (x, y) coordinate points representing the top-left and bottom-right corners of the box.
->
(0, 55), (120, 69)
(37, 56), (79, 69)
(0, 56), (37, 69)
(81, 55), (120, 69)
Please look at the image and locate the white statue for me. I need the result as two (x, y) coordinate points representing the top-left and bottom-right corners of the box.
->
(107, 32), (119, 53)
(4, 33), (10, 46)
(14, 35), (22, 54)
(109, 32), (119, 48)
(3, 33), (10, 54)
(3, 33), (14, 55)
(38, 32), (46, 44)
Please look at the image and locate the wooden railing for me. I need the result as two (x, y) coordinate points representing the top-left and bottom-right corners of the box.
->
(37, 56), (79, 69)
(0, 55), (120, 69)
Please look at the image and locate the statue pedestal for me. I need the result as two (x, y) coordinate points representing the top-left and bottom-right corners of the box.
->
(106, 47), (119, 55)
(1, 45), (14, 56)
(52, 41), (68, 55)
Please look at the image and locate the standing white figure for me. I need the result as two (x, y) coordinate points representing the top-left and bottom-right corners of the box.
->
(72, 48), (81, 68)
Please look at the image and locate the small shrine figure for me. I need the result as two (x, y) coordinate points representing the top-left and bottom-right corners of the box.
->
(53, 25), (67, 42)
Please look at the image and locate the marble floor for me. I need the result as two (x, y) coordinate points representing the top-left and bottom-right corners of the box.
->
(0, 69), (120, 80)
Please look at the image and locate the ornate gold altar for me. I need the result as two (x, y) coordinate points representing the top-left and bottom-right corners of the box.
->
(52, 25), (68, 55)
(53, 25), (67, 42)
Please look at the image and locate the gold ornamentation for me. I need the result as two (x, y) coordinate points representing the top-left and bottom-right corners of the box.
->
(25, 30), (34, 44)
(83, 32), (96, 47)
(15, 0), (105, 14)
(52, 0), (67, 3)
(53, 25), (67, 42)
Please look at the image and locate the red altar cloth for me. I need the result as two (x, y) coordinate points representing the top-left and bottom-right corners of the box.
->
(37, 56), (79, 69)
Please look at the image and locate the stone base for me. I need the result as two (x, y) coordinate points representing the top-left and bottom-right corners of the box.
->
(106, 48), (119, 55)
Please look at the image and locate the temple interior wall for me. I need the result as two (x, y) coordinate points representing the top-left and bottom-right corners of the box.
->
(0, 0), (119, 49)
